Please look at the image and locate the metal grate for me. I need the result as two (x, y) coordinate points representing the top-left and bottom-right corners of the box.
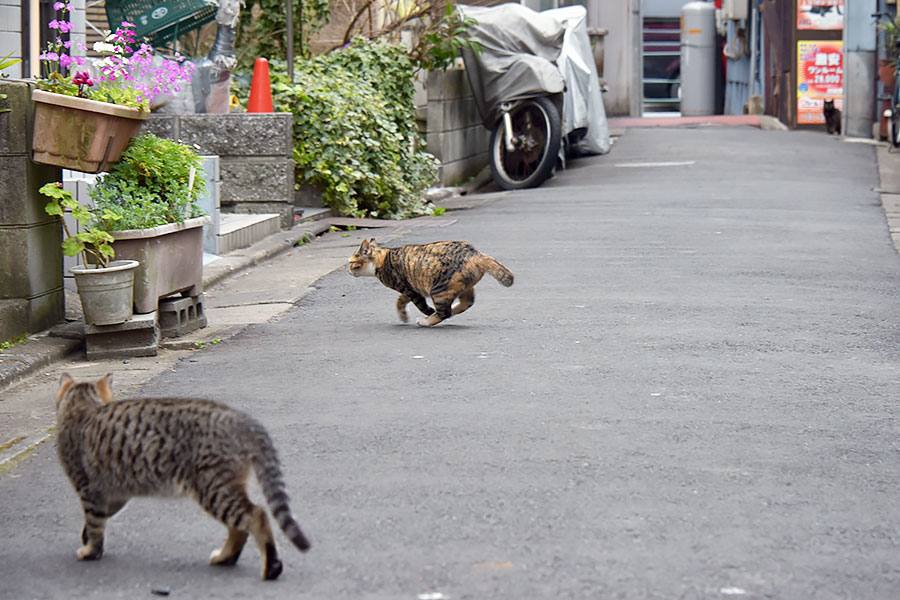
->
(104, 0), (218, 47)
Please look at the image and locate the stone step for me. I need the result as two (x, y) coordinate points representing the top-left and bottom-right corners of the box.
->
(216, 213), (281, 254)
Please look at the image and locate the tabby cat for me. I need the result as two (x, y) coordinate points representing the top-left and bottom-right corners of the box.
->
(823, 99), (841, 135)
(54, 373), (310, 581)
(348, 238), (514, 326)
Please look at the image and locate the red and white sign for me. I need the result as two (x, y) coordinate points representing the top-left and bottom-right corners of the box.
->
(797, 41), (843, 125)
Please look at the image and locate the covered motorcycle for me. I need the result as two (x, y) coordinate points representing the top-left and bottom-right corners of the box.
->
(459, 3), (610, 190)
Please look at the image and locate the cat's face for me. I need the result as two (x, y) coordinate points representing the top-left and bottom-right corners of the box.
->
(348, 239), (378, 278)
(824, 99), (834, 109)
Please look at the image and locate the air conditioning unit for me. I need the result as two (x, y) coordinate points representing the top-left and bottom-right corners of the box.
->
(723, 0), (749, 20)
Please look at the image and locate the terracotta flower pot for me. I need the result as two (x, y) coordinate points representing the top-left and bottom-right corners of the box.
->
(31, 89), (149, 173)
(879, 58), (896, 91)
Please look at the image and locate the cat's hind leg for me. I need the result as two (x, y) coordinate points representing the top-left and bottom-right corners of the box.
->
(452, 287), (475, 315)
(198, 477), (282, 580)
(77, 493), (118, 560)
(210, 527), (249, 567)
(416, 293), (454, 327)
(247, 505), (283, 581)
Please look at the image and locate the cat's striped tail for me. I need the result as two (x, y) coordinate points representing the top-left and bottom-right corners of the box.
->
(250, 425), (311, 553)
(480, 255), (515, 287)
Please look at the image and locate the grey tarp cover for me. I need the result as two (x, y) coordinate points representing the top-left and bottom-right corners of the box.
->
(459, 3), (610, 155)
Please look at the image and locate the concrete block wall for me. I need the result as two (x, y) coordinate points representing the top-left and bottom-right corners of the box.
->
(424, 68), (489, 187)
(0, 80), (65, 342)
(142, 113), (295, 229)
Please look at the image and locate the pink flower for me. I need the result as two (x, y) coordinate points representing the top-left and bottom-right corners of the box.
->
(73, 71), (93, 86)
(40, 52), (59, 61)
(48, 19), (59, 29)
(57, 21), (73, 34)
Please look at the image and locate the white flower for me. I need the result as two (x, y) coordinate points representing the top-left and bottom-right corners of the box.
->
(93, 41), (116, 53)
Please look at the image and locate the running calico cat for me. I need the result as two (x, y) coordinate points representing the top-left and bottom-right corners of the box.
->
(54, 373), (310, 580)
(348, 239), (514, 326)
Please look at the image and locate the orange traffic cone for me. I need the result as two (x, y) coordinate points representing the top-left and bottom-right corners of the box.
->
(247, 58), (274, 113)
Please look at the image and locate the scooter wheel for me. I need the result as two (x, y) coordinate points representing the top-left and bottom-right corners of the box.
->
(489, 96), (562, 190)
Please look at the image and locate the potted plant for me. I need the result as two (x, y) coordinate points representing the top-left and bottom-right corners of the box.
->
(40, 182), (139, 326)
(878, 15), (900, 88)
(89, 133), (210, 314)
(31, 2), (194, 172)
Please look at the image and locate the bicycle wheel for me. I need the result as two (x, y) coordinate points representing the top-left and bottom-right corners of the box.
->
(489, 96), (562, 190)
(892, 77), (900, 148)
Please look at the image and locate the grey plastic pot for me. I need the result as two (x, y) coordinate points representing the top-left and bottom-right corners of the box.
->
(70, 259), (140, 326)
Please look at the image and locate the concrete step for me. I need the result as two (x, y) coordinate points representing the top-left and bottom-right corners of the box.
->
(216, 213), (281, 254)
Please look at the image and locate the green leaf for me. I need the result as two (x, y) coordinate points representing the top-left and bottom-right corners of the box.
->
(61, 237), (84, 257)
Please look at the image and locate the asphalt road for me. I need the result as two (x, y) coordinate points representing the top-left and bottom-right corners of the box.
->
(2, 126), (899, 599)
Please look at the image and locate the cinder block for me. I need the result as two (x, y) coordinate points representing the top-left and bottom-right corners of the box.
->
(224, 202), (293, 230)
(427, 68), (472, 101)
(427, 96), (482, 133)
(0, 80), (33, 155)
(84, 311), (159, 359)
(178, 114), (294, 157)
(0, 220), (62, 300)
(159, 294), (207, 338)
(426, 125), (490, 165)
(439, 152), (489, 187)
(219, 157), (294, 203)
(0, 298), (27, 342)
(141, 114), (178, 140)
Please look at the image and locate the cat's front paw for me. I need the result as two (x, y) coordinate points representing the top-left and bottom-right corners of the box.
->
(398, 309), (408, 323)
(416, 317), (433, 327)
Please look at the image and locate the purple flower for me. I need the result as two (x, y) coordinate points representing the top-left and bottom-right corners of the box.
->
(57, 21), (73, 34)
(48, 19), (59, 29)
(40, 52), (59, 61)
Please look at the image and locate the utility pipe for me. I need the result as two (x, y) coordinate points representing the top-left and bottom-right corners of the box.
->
(29, 0), (40, 77)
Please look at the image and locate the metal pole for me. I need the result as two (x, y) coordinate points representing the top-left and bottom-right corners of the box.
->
(749, 1), (758, 97)
(286, 0), (294, 82)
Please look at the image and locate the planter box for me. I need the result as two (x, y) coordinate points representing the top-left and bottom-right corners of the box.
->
(110, 216), (210, 314)
(31, 89), (149, 173)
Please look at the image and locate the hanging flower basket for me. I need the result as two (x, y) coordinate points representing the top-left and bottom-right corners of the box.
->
(31, 89), (148, 173)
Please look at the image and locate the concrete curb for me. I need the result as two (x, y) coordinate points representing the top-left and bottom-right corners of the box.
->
(0, 218), (335, 393)
(0, 336), (83, 392)
(202, 219), (335, 290)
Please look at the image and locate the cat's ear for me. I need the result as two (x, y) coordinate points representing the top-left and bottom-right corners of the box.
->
(358, 239), (370, 255)
(56, 373), (75, 407)
(96, 373), (114, 404)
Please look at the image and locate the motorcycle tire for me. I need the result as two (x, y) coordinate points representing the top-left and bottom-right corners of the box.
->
(489, 96), (562, 190)
(892, 77), (900, 148)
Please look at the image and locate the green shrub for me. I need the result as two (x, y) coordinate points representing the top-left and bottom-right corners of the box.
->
(246, 40), (438, 219)
(89, 134), (206, 230)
